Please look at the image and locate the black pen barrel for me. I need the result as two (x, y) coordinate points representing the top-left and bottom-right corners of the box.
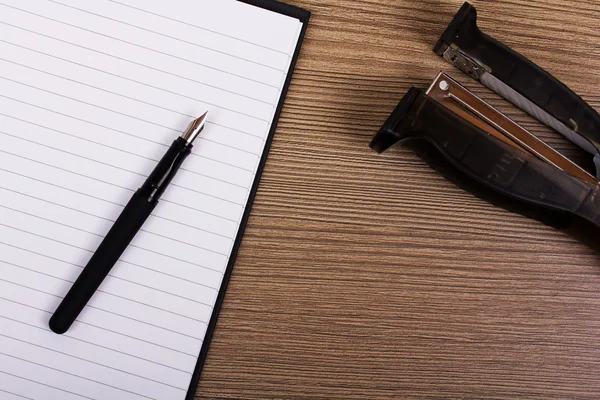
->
(49, 138), (193, 334)
(49, 191), (157, 334)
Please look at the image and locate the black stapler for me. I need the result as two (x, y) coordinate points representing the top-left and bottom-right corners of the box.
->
(433, 2), (600, 171)
(370, 2), (600, 248)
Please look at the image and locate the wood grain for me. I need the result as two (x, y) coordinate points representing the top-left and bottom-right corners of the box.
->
(194, 0), (600, 398)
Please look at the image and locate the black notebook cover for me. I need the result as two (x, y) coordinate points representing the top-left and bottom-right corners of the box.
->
(186, 1), (310, 398)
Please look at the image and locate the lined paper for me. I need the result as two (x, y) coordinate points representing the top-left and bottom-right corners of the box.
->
(0, 0), (303, 399)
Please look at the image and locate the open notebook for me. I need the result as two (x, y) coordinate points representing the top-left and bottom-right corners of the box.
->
(0, 0), (309, 399)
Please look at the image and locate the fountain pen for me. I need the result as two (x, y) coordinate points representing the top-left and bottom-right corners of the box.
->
(49, 112), (208, 334)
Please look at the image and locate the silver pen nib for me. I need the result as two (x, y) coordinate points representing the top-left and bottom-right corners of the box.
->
(181, 111), (208, 144)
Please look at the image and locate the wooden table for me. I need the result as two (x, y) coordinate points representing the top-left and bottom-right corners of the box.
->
(195, 0), (600, 398)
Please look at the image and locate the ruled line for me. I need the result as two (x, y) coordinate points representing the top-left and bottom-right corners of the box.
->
(0, 346), (183, 394)
(0, 150), (245, 219)
(0, 220), (224, 284)
(107, 0), (290, 55)
(0, 370), (96, 400)
(0, 388), (33, 400)
(160, 199), (236, 223)
(0, 75), (266, 153)
(0, 3), (281, 89)
(0, 188), (236, 256)
(1, 250), (216, 308)
(0, 166), (241, 225)
(0, 295), (204, 348)
(0, 49), (273, 112)
(82, 307), (205, 343)
(48, 0), (286, 72)
(0, 147), (247, 210)
(0, 93), (257, 172)
(0, 184), (234, 243)
(0, 198), (231, 262)
(94, 290), (211, 325)
(0, 276), (211, 327)
(0, 113), (254, 187)
(0, 129), (250, 191)
(0, 163), (244, 236)
(0, 73), (269, 126)
(0, 315), (194, 372)
(0, 239), (219, 293)
(199, 136), (261, 157)
(0, 45), (267, 139)
(1, 352), (155, 399)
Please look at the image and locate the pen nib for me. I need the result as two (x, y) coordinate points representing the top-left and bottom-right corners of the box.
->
(181, 111), (208, 144)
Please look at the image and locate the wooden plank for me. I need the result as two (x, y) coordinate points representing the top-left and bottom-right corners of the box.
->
(195, 0), (600, 398)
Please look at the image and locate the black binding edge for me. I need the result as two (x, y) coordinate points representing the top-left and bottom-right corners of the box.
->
(185, 2), (310, 399)
(238, 0), (310, 20)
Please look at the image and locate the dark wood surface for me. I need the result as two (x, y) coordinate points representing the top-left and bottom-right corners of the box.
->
(195, 0), (600, 398)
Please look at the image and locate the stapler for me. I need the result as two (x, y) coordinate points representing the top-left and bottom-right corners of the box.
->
(434, 2), (600, 173)
(371, 72), (600, 246)
(370, 3), (600, 248)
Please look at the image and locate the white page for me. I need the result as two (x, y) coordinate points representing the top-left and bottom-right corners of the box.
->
(0, 0), (304, 399)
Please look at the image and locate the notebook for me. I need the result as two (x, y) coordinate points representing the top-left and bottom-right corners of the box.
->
(0, 0), (309, 399)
